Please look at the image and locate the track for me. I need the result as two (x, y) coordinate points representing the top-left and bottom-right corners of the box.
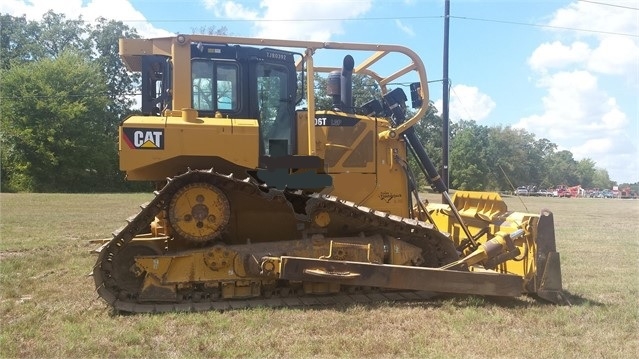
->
(92, 169), (459, 313)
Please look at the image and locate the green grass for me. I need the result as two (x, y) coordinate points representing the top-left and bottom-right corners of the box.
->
(1, 193), (638, 358)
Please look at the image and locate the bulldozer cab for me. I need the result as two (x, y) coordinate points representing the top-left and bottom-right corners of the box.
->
(139, 43), (299, 157)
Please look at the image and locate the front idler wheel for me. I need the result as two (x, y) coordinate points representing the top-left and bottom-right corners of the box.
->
(111, 242), (161, 297)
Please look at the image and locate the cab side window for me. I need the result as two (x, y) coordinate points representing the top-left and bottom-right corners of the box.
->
(192, 60), (239, 112)
(141, 55), (171, 115)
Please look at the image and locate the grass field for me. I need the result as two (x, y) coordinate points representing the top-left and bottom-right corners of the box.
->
(1, 192), (637, 358)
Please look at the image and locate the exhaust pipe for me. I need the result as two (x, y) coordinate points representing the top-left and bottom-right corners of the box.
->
(341, 55), (354, 113)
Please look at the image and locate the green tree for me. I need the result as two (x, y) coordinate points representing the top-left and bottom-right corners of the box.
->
(544, 150), (579, 186)
(1, 11), (146, 192)
(576, 158), (596, 188)
(0, 14), (40, 69)
(88, 18), (142, 190)
(1, 52), (111, 192)
(89, 17), (139, 132)
(449, 120), (491, 190)
(591, 168), (614, 189)
(38, 11), (91, 59)
(1, 11), (92, 66)
(191, 25), (230, 35)
(533, 138), (558, 189)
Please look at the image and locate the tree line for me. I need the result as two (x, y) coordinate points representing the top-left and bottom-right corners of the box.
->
(0, 12), (623, 193)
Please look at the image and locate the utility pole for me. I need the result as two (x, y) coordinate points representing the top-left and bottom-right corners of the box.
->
(442, 0), (451, 201)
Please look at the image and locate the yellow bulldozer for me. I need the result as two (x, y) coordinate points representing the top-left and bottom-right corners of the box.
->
(92, 34), (566, 312)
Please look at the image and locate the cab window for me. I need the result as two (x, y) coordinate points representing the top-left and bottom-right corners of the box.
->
(192, 60), (239, 112)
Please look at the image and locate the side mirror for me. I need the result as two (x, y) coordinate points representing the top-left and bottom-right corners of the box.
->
(410, 82), (423, 108)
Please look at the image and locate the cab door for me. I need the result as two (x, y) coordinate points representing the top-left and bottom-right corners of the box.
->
(251, 56), (297, 157)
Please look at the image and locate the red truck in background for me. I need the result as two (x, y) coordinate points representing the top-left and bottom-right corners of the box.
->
(553, 185), (571, 198)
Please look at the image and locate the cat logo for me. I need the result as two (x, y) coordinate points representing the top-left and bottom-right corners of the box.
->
(122, 128), (164, 150)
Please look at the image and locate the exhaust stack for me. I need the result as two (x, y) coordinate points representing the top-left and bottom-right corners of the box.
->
(341, 55), (354, 113)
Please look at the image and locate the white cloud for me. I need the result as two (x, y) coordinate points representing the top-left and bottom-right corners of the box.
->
(0, 0), (172, 38)
(571, 136), (638, 185)
(435, 84), (496, 122)
(395, 19), (415, 37)
(202, 0), (373, 41)
(588, 36), (639, 76)
(516, 69), (636, 182)
(521, 1), (639, 183)
(548, 1), (638, 37)
(203, 0), (258, 20)
(528, 41), (591, 72)
(516, 71), (627, 136)
(529, 37), (638, 77)
(541, 1), (639, 82)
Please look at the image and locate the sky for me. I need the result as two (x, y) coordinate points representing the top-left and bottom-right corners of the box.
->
(2, 0), (638, 184)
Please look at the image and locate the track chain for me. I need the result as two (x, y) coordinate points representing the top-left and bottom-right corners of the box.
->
(93, 169), (457, 313)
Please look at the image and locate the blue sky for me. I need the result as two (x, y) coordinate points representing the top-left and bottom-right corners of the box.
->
(2, 0), (638, 184)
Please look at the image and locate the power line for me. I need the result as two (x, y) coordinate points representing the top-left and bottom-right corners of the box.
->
(121, 14), (639, 38)
(118, 15), (443, 23)
(0, 93), (140, 100)
(450, 15), (639, 38)
(10, 9), (637, 38)
(577, 0), (639, 10)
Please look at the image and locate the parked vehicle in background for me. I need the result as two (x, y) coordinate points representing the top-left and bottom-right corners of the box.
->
(599, 189), (614, 198)
(568, 185), (584, 197)
(533, 189), (553, 197)
(620, 187), (638, 199)
(589, 190), (601, 198)
(515, 186), (529, 196)
(553, 185), (571, 198)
